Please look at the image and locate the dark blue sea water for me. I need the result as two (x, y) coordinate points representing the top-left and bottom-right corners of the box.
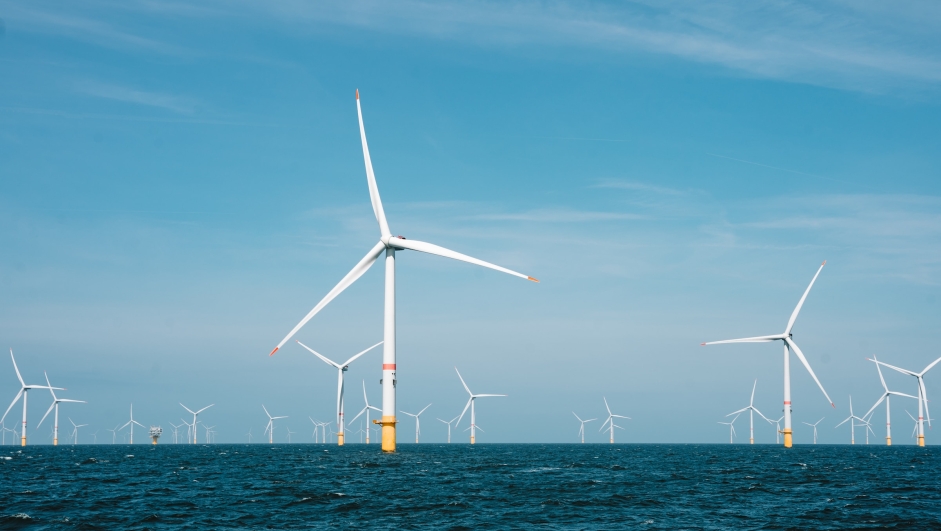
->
(1, 443), (938, 529)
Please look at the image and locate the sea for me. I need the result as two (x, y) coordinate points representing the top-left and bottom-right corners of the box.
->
(1, 443), (938, 529)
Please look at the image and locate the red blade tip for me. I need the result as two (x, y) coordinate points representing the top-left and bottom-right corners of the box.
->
(269, 347), (279, 357)
(355, 89), (359, 100)
(700, 342), (706, 346)
(527, 276), (539, 283)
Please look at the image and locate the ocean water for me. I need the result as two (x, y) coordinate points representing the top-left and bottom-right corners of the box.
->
(0, 443), (937, 529)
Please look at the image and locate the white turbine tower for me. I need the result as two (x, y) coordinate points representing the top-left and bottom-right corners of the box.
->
(400, 404), (431, 443)
(801, 418), (824, 444)
(718, 413), (740, 443)
(120, 404), (145, 444)
(573, 412), (596, 443)
(835, 396), (866, 444)
(702, 262), (835, 448)
(455, 368), (506, 444)
(437, 416), (459, 443)
(263, 405), (287, 444)
(770, 416), (784, 444)
(68, 418), (87, 445)
(869, 355), (941, 447)
(727, 380), (772, 444)
(296, 341), (382, 446)
(349, 381), (382, 444)
(599, 397), (630, 444)
(861, 355), (918, 446)
(1, 349), (62, 446)
(268, 91), (538, 453)
(36, 372), (85, 446)
(180, 403), (214, 444)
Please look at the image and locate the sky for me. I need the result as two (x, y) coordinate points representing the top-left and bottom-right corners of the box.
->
(1, 0), (940, 445)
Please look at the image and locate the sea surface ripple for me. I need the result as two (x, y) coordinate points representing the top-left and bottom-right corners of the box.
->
(0, 444), (938, 529)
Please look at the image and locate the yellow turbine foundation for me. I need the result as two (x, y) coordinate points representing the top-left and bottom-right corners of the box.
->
(337, 432), (345, 446)
(53, 439), (58, 446)
(886, 436), (891, 446)
(783, 429), (792, 448)
(378, 416), (396, 452)
(918, 435), (925, 447)
(750, 438), (754, 445)
(471, 435), (475, 445)
(21, 436), (26, 447)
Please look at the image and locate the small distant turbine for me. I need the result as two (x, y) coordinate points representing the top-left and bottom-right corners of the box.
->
(349, 381), (381, 444)
(801, 418), (824, 444)
(437, 416), (459, 443)
(599, 397), (630, 444)
(68, 418), (87, 445)
(573, 412), (596, 443)
(119, 404), (145, 444)
(861, 355), (918, 446)
(263, 405), (287, 444)
(246, 427), (253, 443)
(727, 380), (772, 444)
(835, 396), (867, 444)
(400, 404), (431, 443)
(455, 368), (506, 444)
(718, 413), (740, 443)
(0, 349), (62, 446)
(180, 403), (214, 444)
(36, 372), (85, 446)
(869, 355), (941, 447)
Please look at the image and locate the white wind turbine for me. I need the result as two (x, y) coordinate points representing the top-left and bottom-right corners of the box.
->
(36, 372), (85, 446)
(296, 341), (382, 446)
(718, 413), (740, 443)
(180, 403), (214, 444)
(455, 368), (506, 444)
(120, 404), (145, 444)
(702, 262), (835, 448)
(1, 422), (13, 445)
(400, 404), (431, 443)
(770, 416), (784, 444)
(573, 412), (597, 443)
(861, 355), (918, 446)
(349, 381), (382, 444)
(91, 430), (98, 444)
(869, 355), (941, 447)
(599, 397), (630, 444)
(437, 416), (459, 443)
(801, 418), (824, 444)
(286, 427), (295, 443)
(246, 427), (253, 443)
(263, 405), (287, 444)
(169, 422), (183, 444)
(834, 396), (866, 444)
(308, 417), (320, 443)
(1, 349), (62, 446)
(107, 425), (119, 444)
(268, 91), (538, 453)
(905, 410), (923, 440)
(727, 380), (772, 444)
(68, 418), (87, 445)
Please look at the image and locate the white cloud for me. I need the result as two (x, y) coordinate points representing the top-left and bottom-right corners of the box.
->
(76, 80), (197, 114)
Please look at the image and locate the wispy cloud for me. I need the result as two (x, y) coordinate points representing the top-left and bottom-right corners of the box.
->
(76, 80), (196, 114)
(592, 179), (691, 196)
(468, 208), (645, 222)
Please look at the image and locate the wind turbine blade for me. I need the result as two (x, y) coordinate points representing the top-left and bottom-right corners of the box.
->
(262, 405), (272, 419)
(341, 341), (384, 367)
(10, 349), (25, 387)
(119, 421), (132, 430)
(872, 355), (889, 392)
(417, 404), (432, 416)
(180, 403), (196, 415)
(921, 355), (941, 376)
(44, 372), (58, 401)
(750, 379), (757, 406)
(388, 237), (538, 283)
(584, 418), (597, 423)
(612, 415), (631, 419)
(296, 341), (342, 369)
(456, 397), (473, 427)
(603, 397), (612, 416)
(270, 241), (385, 356)
(919, 378), (931, 428)
(474, 394), (506, 398)
(727, 407), (748, 417)
(455, 368), (473, 396)
(368, 406), (381, 412)
(862, 394), (887, 421)
(572, 412), (583, 422)
(785, 337), (834, 407)
(0, 389), (24, 424)
(355, 90), (391, 238)
(195, 404), (214, 415)
(37, 402), (55, 428)
(59, 399), (85, 404)
(785, 261), (826, 334)
(133, 420), (145, 428)
(701, 335), (782, 345)
(350, 407), (367, 423)
(888, 391), (919, 400)
(752, 408), (772, 423)
(869, 358), (917, 377)
(834, 417), (851, 428)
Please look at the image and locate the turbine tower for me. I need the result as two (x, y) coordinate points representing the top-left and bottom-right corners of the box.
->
(1, 349), (62, 446)
(36, 372), (85, 446)
(727, 380), (772, 444)
(180, 403), (214, 444)
(869, 355), (941, 447)
(263, 405), (287, 444)
(400, 404), (431, 443)
(702, 262), (834, 448)
(268, 91), (538, 453)
(68, 418), (87, 445)
(455, 368), (505, 444)
(296, 341), (382, 446)
(801, 418), (824, 444)
(573, 412), (596, 443)
(599, 397), (630, 443)
(349, 381), (381, 444)
(120, 404), (145, 444)
(861, 355), (918, 446)
(437, 416), (458, 443)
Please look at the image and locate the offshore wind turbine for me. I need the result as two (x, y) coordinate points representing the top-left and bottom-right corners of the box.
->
(573, 412), (597, 443)
(437, 416), (458, 443)
(36, 372), (85, 446)
(702, 262), (834, 448)
(861, 355), (918, 446)
(718, 413), (739, 443)
(120, 404), (145, 444)
(180, 403), (214, 444)
(107, 425), (119, 444)
(835, 396), (866, 444)
(349, 381), (382, 444)
(770, 416), (784, 444)
(400, 404), (431, 443)
(68, 418), (87, 445)
(296, 341), (382, 446)
(599, 397), (630, 443)
(869, 355), (941, 447)
(1, 349), (62, 446)
(455, 368), (506, 444)
(246, 428), (253, 443)
(263, 405), (287, 444)
(727, 380), (772, 444)
(801, 418), (824, 444)
(268, 91), (538, 453)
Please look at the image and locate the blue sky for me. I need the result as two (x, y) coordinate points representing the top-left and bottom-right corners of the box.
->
(1, 1), (940, 445)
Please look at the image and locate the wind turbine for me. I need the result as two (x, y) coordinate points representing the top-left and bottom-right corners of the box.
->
(68, 418), (87, 445)
(905, 410), (924, 440)
(400, 404), (431, 443)
(727, 380), (772, 444)
(599, 397), (630, 444)
(770, 416), (784, 444)
(107, 425), (119, 444)
(801, 418), (824, 444)
(437, 416), (458, 443)
(718, 413), (740, 443)
(455, 368), (506, 444)
(573, 412), (596, 443)
(308, 417), (320, 443)
(268, 91), (538, 453)
(702, 263), (835, 448)
(263, 405), (287, 444)
(835, 396), (867, 444)
(36, 372), (85, 446)
(1, 422), (13, 445)
(861, 355), (918, 446)
(246, 427), (253, 443)
(119, 404), (145, 444)
(91, 430), (98, 444)
(869, 355), (941, 447)
(296, 341), (382, 446)
(199, 422), (214, 444)
(286, 427), (295, 443)
(1, 349), (62, 446)
(349, 381), (382, 444)
(180, 403), (214, 444)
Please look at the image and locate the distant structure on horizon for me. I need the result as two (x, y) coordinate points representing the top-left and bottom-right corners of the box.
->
(149, 426), (162, 445)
